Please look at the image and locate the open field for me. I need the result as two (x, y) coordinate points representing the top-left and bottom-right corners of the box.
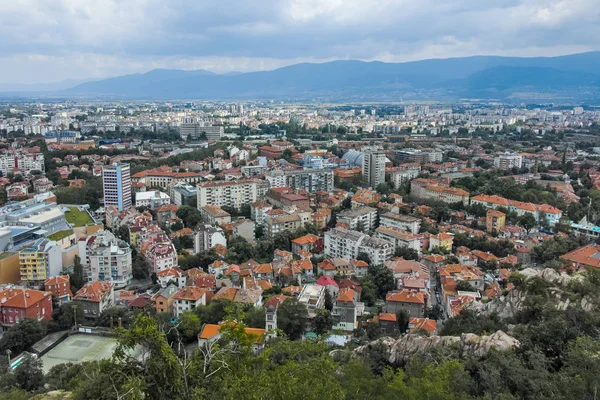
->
(40, 334), (118, 373)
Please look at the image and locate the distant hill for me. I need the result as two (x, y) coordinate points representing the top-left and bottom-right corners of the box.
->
(65, 52), (600, 101)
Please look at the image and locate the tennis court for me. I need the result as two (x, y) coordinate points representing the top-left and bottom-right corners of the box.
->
(40, 334), (119, 373)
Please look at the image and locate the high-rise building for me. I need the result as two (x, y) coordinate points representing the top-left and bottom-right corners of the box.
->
(362, 149), (386, 189)
(102, 163), (132, 211)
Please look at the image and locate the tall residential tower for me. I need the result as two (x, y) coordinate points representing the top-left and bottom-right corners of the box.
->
(362, 148), (386, 189)
(102, 163), (132, 211)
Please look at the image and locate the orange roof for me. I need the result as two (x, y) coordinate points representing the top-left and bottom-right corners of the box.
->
(44, 275), (70, 286)
(199, 324), (221, 339)
(379, 313), (397, 322)
(471, 194), (510, 206)
(336, 288), (355, 303)
(0, 288), (51, 308)
(173, 286), (206, 301)
(291, 234), (321, 246)
(213, 287), (238, 301)
(561, 244), (600, 268)
(74, 281), (114, 303)
(199, 322), (265, 343)
(409, 317), (437, 333)
(253, 263), (273, 274)
(386, 290), (425, 304)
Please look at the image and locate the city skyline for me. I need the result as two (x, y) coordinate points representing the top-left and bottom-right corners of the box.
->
(1, 0), (599, 84)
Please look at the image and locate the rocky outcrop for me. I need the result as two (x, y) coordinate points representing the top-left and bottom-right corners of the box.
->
(519, 267), (577, 285)
(354, 331), (519, 366)
(466, 268), (594, 318)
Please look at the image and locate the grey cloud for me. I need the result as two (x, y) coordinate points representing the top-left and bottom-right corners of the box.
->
(0, 0), (598, 83)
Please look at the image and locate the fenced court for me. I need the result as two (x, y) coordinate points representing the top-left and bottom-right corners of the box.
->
(40, 334), (119, 373)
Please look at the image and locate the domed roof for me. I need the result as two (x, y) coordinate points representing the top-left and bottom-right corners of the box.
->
(342, 150), (363, 166)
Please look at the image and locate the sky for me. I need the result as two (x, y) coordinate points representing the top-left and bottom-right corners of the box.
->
(1, 0), (599, 84)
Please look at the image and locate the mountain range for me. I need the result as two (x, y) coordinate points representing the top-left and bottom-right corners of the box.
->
(10, 52), (600, 101)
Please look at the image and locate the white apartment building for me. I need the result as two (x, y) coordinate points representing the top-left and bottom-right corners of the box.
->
(269, 169), (335, 192)
(78, 230), (133, 288)
(0, 152), (45, 176)
(379, 213), (422, 234)
(494, 152), (523, 170)
(197, 180), (258, 210)
(135, 190), (171, 208)
(324, 227), (393, 266)
(392, 169), (420, 189)
(337, 206), (378, 232)
(375, 226), (422, 253)
(250, 201), (273, 226)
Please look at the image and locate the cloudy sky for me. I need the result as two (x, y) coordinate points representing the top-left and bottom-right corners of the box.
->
(1, 0), (598, 84)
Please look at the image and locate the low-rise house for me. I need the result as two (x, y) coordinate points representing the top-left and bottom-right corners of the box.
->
(408, 317), (437, 334)
(152, 284), (179, 314)
(44, 275), (72, 304)
(73, 281), (115, 319)
(0, 287), (53, 330)
(198, 322), (266, 354)
(172, 286), (207, 317)
(201, 205), (232, 226)
(429, 233), (454, 252)
(385, 289), (426, 317)
(379, 312), (398, 335)
(331, 288), (358, 331)
(157, 266), (187, 288)
(316, 275), (339, 297)
(291, 234), (323, 256)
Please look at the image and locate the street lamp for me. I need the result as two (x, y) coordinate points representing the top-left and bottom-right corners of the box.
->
(6, 349), (11, 371)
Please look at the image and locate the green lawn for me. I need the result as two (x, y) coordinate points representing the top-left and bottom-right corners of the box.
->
(48, 229), (75, 241)
(65, 206), (94, 227)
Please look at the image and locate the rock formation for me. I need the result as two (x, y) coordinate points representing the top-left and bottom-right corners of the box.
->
(354, 330), (519, 366)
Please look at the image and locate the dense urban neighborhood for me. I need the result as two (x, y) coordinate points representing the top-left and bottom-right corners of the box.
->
(1, 101), (600, 399)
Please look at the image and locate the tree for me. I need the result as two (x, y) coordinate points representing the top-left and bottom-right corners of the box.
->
(0, 319), (47, 354)
(396, 310), (409, 334)
(53, 301), (84, 331)
(456, 281), (476, 292)
(14, 354), (44, 391)
(70, 255), (84, 292)
(394, 247), (419, 260)
(277, 298), (308, 340)
(314, 309), (333, 335)
(132, 250), (150, 280)
(324, 290), (334, 311)
(176, 312), (202, 343)
(176, 206), (203, 229)
(519, 213), (537, 232)
(368, 264), (395, 299)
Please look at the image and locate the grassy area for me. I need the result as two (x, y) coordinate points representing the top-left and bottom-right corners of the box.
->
(65, 206), (94, 227)
(48, 229), (75, 241)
